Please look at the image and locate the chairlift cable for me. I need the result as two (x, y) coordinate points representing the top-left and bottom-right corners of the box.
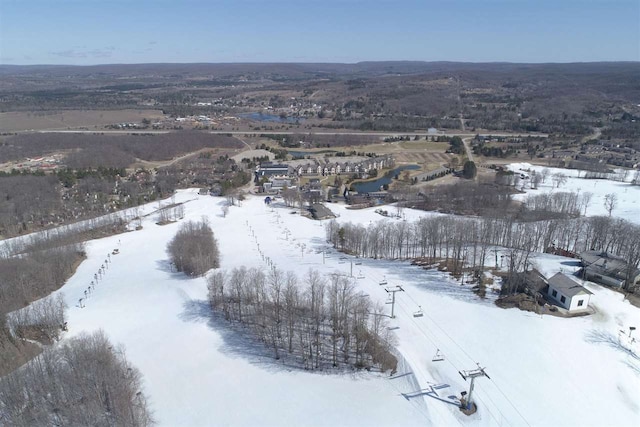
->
(362, 266), (525, 425)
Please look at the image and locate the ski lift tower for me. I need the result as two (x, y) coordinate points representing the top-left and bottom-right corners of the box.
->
(385, 285), (404, 318)
(459, 365), (490, 414)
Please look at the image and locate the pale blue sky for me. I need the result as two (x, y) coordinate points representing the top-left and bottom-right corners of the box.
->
(1, 0), (638, 65)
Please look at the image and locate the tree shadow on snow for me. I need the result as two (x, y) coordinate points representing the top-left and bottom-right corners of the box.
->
(155, 259), (193, 281)
(363, 257), (494, 305)
(179, 298), (373, 379)
(585, 329), (640, 374)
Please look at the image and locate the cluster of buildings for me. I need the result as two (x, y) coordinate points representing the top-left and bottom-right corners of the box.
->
(292, 156), (394, 178)
(580, 250), (640, 289)
(520, 250), (640, 314)
(11, 155), (63, 172)
(254, 155), (394, 194)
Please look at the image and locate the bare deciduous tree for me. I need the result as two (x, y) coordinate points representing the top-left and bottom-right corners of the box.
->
(540, 168), (551, 184)
(552, 172), (568, 189)
(604, 193), (618, 217)
(0, 330), (153, 426)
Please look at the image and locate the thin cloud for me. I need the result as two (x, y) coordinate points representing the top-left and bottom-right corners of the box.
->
(50, 47), (115, 59)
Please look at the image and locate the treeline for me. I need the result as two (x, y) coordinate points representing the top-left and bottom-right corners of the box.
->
(0, 331), (153, 426)
(406, 182), (513, 217)
(0, 154), (249, 237)
(207, 268), (397, 372)
(6, 294), (66, 344)
(326, 214), (640, 291)
(0, 214), (132, 376)
(396, 181), (590, 220)
(520, 192), (587, 220)
(0, 244), (83, 314)
(0, 231), (85, 375)
(2, 210), (128, 256)
(0, 132), (243, 164)
(0, 171), (133, 237)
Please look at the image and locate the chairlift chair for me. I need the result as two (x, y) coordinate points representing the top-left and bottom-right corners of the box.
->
(413, 306), (424, 318)
(432, 349), (445, 362)
(379, 276), (388, 286)
(357, 270), (365, 279)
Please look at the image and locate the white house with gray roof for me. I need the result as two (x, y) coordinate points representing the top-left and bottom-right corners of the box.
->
(546, 273), (592, 312)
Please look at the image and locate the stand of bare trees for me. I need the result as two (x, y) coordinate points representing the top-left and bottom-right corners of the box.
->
(403, 180), (592, 221)
(519, 191), (591, 220)
(0, 241), (84, 375)
(1, 211), (127, 258)
(207, 268), (397, 372)
(156, 204), (185, 224)
(167, 219), (219, 276)
(0, 244), (83, 315)
(7, 294), (67, 343)
(326, 214), (640, 293)
(0, 331), (153, 426)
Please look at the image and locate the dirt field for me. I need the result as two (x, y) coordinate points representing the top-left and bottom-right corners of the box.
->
(0, 109), (165, 132)
(363, 141), (454, 171)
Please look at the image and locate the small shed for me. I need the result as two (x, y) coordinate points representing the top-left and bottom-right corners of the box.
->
(546, 273), (592, 312)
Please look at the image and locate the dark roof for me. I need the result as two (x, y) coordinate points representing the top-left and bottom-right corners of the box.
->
(309, 203), (335, 220)
(259, 163), (289, 170)
(548, 273), (592, 297)
(580, 250), (640, 280)
(522, 269), (548, 293)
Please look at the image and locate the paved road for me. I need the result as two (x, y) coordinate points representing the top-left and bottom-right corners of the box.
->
(30, 129), (548, 138)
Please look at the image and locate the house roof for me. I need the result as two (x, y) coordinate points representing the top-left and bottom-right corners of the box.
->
(522, 269), (548, 293)
(580, 250), (640, 280)
(259, 163), (290, 170)
(548, 273), (593, 297)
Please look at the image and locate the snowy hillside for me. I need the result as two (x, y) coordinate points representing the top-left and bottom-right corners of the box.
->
(507, 162), (639, 225)
(25, 189), (640, 426)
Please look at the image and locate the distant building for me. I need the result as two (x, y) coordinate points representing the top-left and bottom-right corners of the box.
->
(580, 250), (640, 288)
(546, 273), (592, 312)
(262, 175), (294, 193)
(308, 203), (335, 220)
(255, 163), (291, 182)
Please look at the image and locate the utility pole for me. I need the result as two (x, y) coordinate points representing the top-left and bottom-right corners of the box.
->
(459, 365), (490, 412)
(350, 261), (353, 278)
(492, 249), (499, 269)
(385, 285), (404, 318)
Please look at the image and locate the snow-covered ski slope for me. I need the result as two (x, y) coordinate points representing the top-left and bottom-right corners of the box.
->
(29, 188), (640, 426)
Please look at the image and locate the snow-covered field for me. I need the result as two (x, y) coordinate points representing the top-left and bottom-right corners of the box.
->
(15, 184), (640, 425)
(507, 162), (640, 225)
(33, 191), (640, 426)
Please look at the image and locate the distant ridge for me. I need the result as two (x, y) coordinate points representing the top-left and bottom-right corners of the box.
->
(1, 61), (639, 78)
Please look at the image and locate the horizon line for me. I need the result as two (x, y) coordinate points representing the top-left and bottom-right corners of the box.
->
(2, 60), (640, 68)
